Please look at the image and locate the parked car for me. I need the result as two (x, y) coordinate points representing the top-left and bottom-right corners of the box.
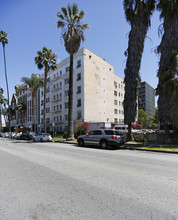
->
(19, 131), (35, 140)
(77, 129), (124, 149)
(33, 133), (52, 142)
(13, 132), (22, 139)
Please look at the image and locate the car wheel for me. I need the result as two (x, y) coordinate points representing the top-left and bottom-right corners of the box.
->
(78, 139), (84, 147)
(40, 138), (43, 142)
(100, 140), (108, 149)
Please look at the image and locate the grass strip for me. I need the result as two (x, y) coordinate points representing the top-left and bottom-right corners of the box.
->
(124, 143), (178, 152)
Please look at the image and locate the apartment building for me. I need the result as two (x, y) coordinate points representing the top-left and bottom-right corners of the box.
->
(39, 47), (125, 133)
(138, 81), (155, 117)
(14, 81), (41, 132)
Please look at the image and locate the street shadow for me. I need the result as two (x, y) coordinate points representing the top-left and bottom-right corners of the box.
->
(74, 144), (123, 151)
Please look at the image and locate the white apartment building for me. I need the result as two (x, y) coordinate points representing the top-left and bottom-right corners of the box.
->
(39, 47), (125, 133)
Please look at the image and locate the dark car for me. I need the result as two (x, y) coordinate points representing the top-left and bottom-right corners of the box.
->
(77, 129), (124, 149)
(19, 131), (35, 140)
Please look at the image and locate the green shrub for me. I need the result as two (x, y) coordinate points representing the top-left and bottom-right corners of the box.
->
(133, 133), (145, 142)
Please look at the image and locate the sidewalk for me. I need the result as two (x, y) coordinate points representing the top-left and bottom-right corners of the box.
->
(53, 139), (178, 154)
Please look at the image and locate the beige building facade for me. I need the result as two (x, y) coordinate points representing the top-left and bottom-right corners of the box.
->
(39, 47), (125, 133)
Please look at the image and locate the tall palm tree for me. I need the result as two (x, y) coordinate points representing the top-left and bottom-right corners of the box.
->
(57, 3), (89, 140)
(156, 0), (178, 133)
(123, 0), (155, 140)
(0, 30), (11, 131)
(21, 74), (43, 132)
(35, 47), (57, 133)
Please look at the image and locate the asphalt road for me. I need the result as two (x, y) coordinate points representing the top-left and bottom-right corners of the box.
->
(0, 138), (178, 220)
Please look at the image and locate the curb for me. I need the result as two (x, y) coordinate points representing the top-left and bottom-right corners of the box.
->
(53, 140), (178, 154)
(53, 140), (77, 145)
(123, 147), (178, 154)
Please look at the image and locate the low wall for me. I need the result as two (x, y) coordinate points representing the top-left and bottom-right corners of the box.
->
(148, 133), (178, 144)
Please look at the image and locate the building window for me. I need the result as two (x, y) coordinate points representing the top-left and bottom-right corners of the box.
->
(119, 92), (120, 97)
(41, 110), (43, 115)
(46, 87), (49, 93)
(60, 104), (62, 110)
(65, 102), (68, 109)
(57, 105), (58, 111)
(65, 78), (69, 85)
(65, 90), (69, 96)
(114, 109), (118, 114)
(77, 73), (81, 81)
(77, 111), (81, 120)
(53, 95), (55, 101)
(46, 97), (50, 103)
(60, 115), (62, 121)
(114, 118), (118, 123)
(59, 82), (62, 87)
(54, 106), (56, 111)
(46, 118), (50, 124)
(60, 71), (62, 75)
(66, 66), (70, 72)
(77, 99), (81, 107)
(41, 100), (43, 106)
(77, 86), (81, 94)
(114, 91), (117, 96)
(60, 93), (62, 99)
(114, 81), (117, 89)
(114, 100), (118, 105)
(65, 115), (68, 121)
(89, 55), (91, 59)
(53, 84), (56, 89)
(54, 116), (56, 122)
(77, 60), (81, 68)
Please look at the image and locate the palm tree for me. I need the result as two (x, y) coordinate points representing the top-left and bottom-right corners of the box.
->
(21, 74), (43, 132)
(123, 0), (155, 140)
(57, 3), (89, 140)
(0, 30), (11, 131)
(156, 0), (178, 133)
(0, 87), (7, 131)
(35, 47), (57, 133)
(15, 102), (27, 127)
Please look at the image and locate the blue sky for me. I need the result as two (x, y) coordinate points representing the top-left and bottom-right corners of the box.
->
(0, 0), (161, 105)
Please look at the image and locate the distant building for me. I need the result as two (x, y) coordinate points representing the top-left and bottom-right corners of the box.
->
(138, 81), (155, 117)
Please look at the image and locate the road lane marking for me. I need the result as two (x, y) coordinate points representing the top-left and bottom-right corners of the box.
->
(101, 164), (152, 177)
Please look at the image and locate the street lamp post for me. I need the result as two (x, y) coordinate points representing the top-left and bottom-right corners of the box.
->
(53, 123), (55, 138)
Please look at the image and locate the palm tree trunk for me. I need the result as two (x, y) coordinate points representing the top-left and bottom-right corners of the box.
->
(157, 6), (178, 132)
(43, 65), (48, 133)
(3, 44), (10, 132)
(0, 107), (2, 132)
(67, 53), (74, 140)
(124, 19), (148, 141)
